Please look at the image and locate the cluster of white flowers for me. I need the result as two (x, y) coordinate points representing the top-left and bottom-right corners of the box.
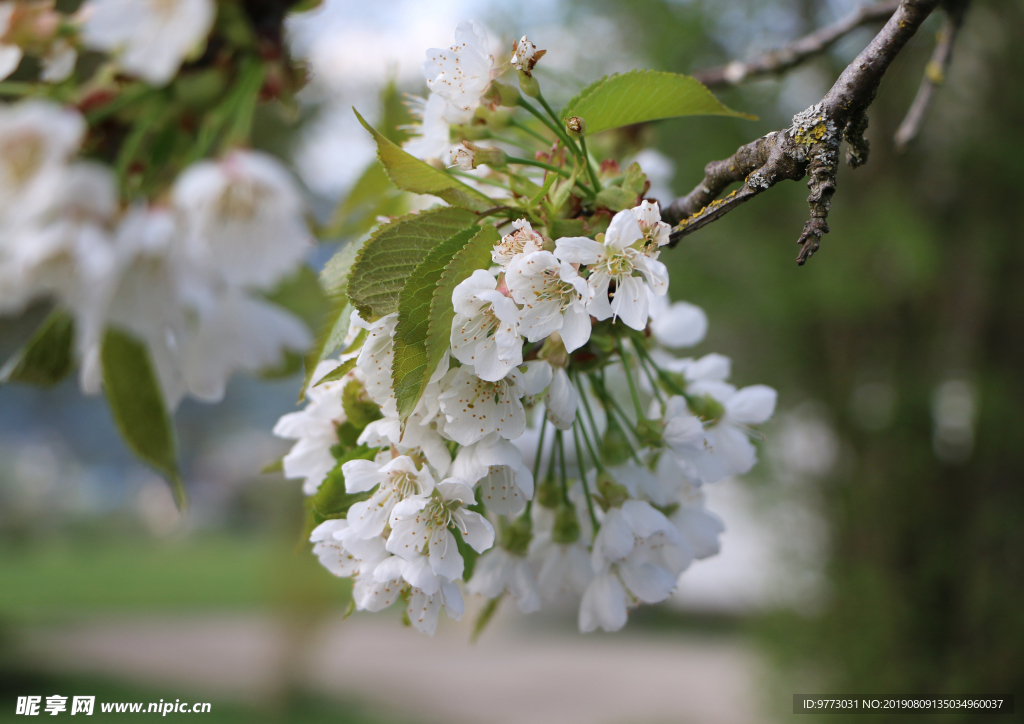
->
(403, 20), (495, 165)
(0, 0), (215, 87)
(0, 99), (312, 409)
(276, 200), (777, 634)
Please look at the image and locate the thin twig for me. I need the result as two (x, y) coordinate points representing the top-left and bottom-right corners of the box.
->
(893, 2), (968, 152)
(694, 1), (901, 88)
(665, 0), (944, 265)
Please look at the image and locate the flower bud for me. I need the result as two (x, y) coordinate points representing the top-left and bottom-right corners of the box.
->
(517, 68), (541, 99)
(565, 116), (586, 138)
(452, 141), (508, 171)
(601, 415), (633, 467)
(551, 502), (581, 544)
(536, 474), (562, 509)
(482, 81), (521, 108)
(510, 36), (546, 77)
(501, 510), (533, 556)
(595, 470), (629, 509)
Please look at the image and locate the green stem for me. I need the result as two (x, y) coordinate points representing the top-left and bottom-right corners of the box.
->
(532, 417), (549, 484)
(508, 117), (550, 145)
(506, 156), (595, 197)
(448, 168), (509, 189)
(506, 155), (571, 178)
(634, 342), (689, 399)
(617, 338), (646, 420)
(572, 421), (601, 532)
(633, 342), (666, 405)
(0, 82), (39, 96)
(578, 135), (603, 193)
(518, 98), (577, 153)
(556, 430), (569, 500)
(588, 373), (645, 466)
(485, 131), (535, 151)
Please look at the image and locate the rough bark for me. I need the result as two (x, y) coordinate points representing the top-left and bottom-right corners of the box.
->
(666, 0), (945, 265)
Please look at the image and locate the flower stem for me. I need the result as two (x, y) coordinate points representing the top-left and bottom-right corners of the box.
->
(556, 429), (569, 500)
(588, 373), (645, 467)
(506, 156), (571, 178)
(517, 97), (585, 159)
(532, 416), (549, 484)
(578, 135), (603, 192)
(617, 338), (646, 420)
(507, 117), (550, 145)
(448, 168), (509, 189)
(633, 342), (666, 405)
(572, 421), (601, 532)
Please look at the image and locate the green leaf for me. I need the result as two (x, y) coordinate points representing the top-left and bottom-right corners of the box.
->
(346, 207), (477, 320)
(299, 237), (364, 400)
(101, 328), (186, 509)
(342, 379), (382, 430)
(322, 161), (407, 240)
(313, 445), (380, 518)
(422, 224), (501, 401)
(314, 357), (357, 387)
(0, 310), (75, 387)
(595, 185), (639, 211)
(265, 264), (328, 333)
(353, 108), (493, 210)
(391, 225), (481, 421)
(562, 70), (754, 136)
(548, 218), (588, 239)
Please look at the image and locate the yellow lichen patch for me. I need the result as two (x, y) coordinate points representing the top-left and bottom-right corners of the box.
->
(794, 121), (828, 145)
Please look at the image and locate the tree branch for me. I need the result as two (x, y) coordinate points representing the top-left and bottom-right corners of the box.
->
(893, 1), (968, 152)
(693, 0), (901, 89)
(666, 0), (943, 265)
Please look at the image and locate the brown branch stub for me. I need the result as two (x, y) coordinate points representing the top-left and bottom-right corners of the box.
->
(693, 1), (901, 89)
(666, 0), (943, 262)
(893, 1), (969, 152)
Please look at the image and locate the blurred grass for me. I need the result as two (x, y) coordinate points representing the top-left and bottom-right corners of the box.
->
(0, 668), (392, 724)
(0, 535), (351, 620)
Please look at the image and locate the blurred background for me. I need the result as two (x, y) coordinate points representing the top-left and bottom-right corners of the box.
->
(1, 0), (1022, 721)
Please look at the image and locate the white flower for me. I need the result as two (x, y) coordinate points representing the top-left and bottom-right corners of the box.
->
(387, 479), (495, 581)
(406, 579), (465, 635)
(41, 39), (77, 83)
(675, 381), (778, 484)
(631, 200), (671, 250)
(402, 93), (453, 162)
(669, 472), (725, 561)
(0, 3), (22, 81)
(492, 218), (544, 268)
(555, 207), (669, 331)
(451, 143), (474, 170)
(423, 20), (493, 124)
(521, 361), (578, 431)
(529, 505), (592, 603)
(358, 412), (452, 479)
(438, 365), (526, 445)
(178, 289), (311, 401)
(510, 36), (541, 74)
(660, 395), (706, 457)
(0, 100), (84, 223)
(172, 150), (312, 291)
(273, 360), (355, 495)
(580, 501), (690, 632)
(506, 251), (592, 352)
(452, 434), (534, 516)
(342, 455), (435, 539)
(353, 312), (398, 417)
(648, 293), (707, 349)
(310, 518), (388, 579)
(450, 269), (522, 382)
(0, 162), (117, 338)
(467, 547), (541, 613)
(80, 0), (216, 86)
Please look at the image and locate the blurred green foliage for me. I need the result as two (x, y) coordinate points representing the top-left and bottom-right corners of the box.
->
(584, 0), (1024, 716)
